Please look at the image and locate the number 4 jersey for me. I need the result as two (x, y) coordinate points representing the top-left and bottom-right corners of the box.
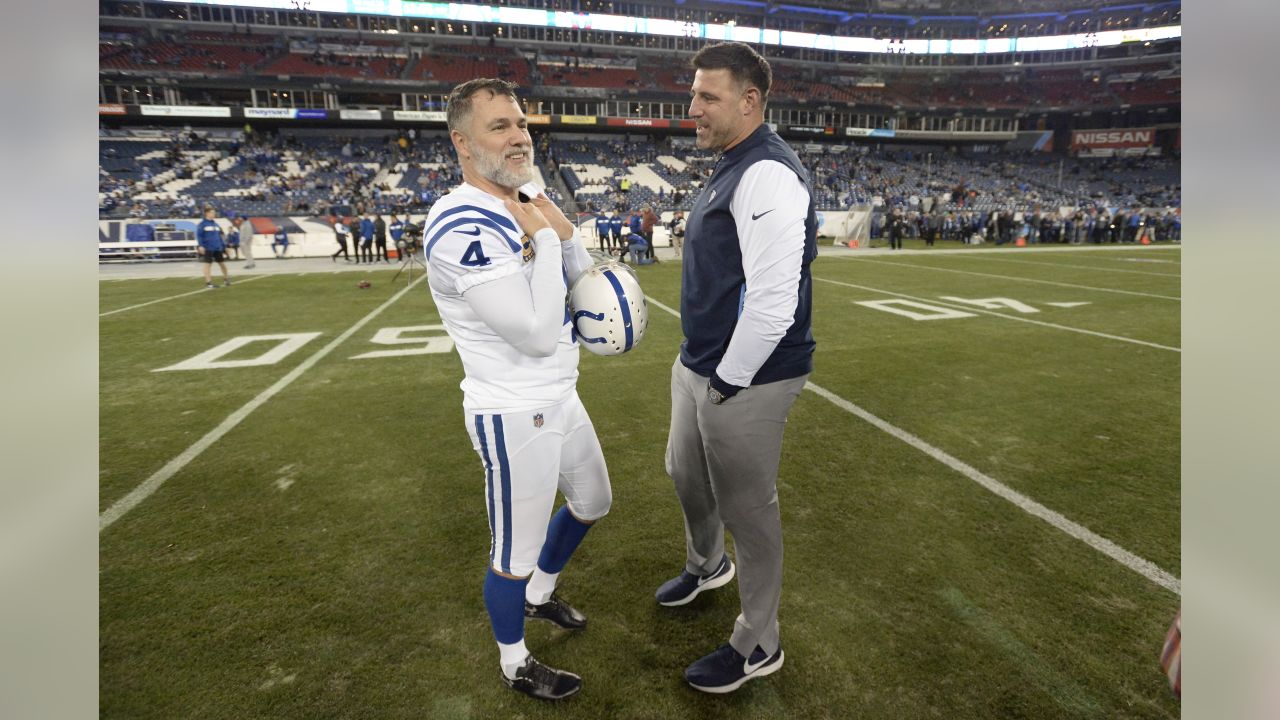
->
(424, 181), (589, 414)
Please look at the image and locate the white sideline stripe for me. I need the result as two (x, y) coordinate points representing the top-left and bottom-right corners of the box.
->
(803, 382), (1181, 595)
(646, 295), (1180, 594)
(837, 257), (1181, 301)
(966, 256), (1181, 278)
(99, 275), (269, 317)
(815, 277), (1181, 353)
(99, 276), (427, 532)
(647, 297), (680, 318)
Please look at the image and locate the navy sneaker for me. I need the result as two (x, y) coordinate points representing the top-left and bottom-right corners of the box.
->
(655, 555), (735, 607)
(501, 655), (582, 701)
(685, 643), (784, 694)
(525, 594), (587, 630)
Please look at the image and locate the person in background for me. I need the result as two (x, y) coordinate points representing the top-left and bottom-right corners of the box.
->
(668, 210), (686, 258)
(375, 212), (390, 263)
(332, 214), (352, 262)
(225, 215), (242, 260)
(389, 213), (406, 255)
(641, 205), (660, 262)
(595, 210), (611, 253)
(239, 215), (257, 269)
(196, 205), (231, 288)
(609, 210), (624, 258)
(271, 226), (290, 258)
(359, 213), (376, 263)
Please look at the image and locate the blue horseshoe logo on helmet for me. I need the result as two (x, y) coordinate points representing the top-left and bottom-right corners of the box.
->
(573, 310), (608, 344)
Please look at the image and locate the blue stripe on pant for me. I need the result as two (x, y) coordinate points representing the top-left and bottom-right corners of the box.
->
(493, 415), (514, 574)
(475, 415), (498, 570)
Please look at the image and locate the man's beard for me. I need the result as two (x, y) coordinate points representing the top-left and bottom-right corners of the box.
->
(469, 140), (534, 189)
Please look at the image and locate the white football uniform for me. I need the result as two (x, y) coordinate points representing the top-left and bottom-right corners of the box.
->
(425, 181), (609, 575)
(426, 181), (590, 414)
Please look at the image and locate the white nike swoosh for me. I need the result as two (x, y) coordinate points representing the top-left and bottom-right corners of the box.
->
(743, 655), (769, 674)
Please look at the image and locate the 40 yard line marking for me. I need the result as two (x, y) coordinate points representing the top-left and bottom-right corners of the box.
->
(646, 295), (1180, 594)
(99, 276), (428, 532)
(99, 274), (270, 317)
(815, 276), (1180, 353)
(961, 255), (1181, 278)
(837, 256), (1181, 301)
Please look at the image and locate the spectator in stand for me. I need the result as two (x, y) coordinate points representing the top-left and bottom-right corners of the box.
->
(196, 205), (231, 289)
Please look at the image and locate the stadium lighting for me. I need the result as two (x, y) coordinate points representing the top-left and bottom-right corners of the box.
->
(157, 0), (1181, 56)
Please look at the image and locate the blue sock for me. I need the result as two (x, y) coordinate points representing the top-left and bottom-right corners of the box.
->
(536, 506), (594, 575)
(483, 569), (527, 645)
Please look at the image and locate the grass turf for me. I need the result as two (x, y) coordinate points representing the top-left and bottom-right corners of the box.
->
(100, 245), (1180, 719)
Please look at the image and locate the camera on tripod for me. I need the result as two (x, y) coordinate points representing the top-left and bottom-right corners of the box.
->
(396, 222), (423, 255)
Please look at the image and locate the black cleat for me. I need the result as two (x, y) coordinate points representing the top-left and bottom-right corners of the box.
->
(502, 655), (582, 701)
(525, 594), (587, 630)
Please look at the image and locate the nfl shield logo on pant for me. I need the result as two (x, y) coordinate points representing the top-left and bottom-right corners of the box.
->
(533, 413), (544, 428)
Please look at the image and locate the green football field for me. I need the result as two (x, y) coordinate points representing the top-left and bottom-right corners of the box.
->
(100, 244), (1181, 719)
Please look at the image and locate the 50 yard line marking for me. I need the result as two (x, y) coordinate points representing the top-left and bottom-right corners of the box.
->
(646, 295), (1179, 594)
(100, 274), (270, 317)
(99, 275), (428, 532)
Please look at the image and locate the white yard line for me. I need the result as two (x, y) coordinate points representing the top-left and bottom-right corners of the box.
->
(647, 295), (1179, 594)
(814, 277), (1180, 353)
(803, 382), (1180, 595)
(835, 256), (1181, 301)
(99, 275), (270, 317)
(99, 276), (427, 532)
(958, 255), (1181, 278)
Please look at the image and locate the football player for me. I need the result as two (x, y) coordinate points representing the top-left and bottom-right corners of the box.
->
(424, 78), (610, 702)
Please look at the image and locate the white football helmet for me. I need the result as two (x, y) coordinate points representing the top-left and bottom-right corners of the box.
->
(568, 261), (649, 356)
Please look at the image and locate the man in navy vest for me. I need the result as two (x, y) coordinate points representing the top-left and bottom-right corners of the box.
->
(655, 41), (817, 695)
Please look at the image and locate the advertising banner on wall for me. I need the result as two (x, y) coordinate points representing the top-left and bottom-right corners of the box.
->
(339, 109), (383, 121)
(139, 105), (231, 118)
(392, 110), (447, 122)
(1070, 127), (1155, 150)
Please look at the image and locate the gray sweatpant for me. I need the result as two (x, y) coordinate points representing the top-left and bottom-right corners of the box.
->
(241, 230), (255, 262)
(665, 357), (807, 658)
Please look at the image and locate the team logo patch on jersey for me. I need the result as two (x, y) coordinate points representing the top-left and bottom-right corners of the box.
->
(521, 234), (535, 263)
(533, 413), (544, 428)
